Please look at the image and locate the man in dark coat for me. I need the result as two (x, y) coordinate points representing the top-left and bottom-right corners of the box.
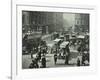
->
(29, 59), (39, 68)
(41, 54), (46, 68)
(77, 58), (80, 66)
(82, 51), (89, 66)
(37, 49), (41, 61)
(65, 45), (70, 65)
(65, 54), (69, 65)
(54, 53), (57, 64)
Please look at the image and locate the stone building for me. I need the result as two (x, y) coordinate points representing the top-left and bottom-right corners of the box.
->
(74, 13), (89, 33)
(22, 11), (63, 34)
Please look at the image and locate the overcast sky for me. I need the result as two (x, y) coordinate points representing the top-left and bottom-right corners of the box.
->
(63, 13), (75, 30)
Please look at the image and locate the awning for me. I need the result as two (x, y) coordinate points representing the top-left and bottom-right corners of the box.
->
(77, 35), (85, 39)
(60, 41), (69, 48)
(53, 38), (62, 43)
(47, 43), (55, 48)
(60, 35), (64, 38)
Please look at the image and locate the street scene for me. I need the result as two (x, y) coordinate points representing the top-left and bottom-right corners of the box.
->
(22, 11), (89, 69)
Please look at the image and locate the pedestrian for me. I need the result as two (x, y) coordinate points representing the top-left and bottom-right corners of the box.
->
(54, 53), (57, 64)
(31, 47), (35, 59)
(65, 45), (70, 65)
(77, 46), (82, 55)
(65, 54), (69, 65)
(77, 58), (80, 66)
(35, 58), (39, 68)
(29, 60), (34, 68)
(31, 51), (33, 59)
(43, 47), (46, 54)
(41, 54), (46, 68)
(82, 51), (89, 66)
(29, 59), (38, 68)
(38, 49), (41, 61)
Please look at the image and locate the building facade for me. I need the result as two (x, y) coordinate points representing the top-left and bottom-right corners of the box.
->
(22, 11), (63, 35)
(74, 14), (89, 34)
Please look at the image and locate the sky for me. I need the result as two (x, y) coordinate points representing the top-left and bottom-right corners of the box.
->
(63, 13), (75, 31)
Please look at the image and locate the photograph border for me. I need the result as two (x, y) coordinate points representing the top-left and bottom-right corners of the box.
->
(12, 2), (97, 80)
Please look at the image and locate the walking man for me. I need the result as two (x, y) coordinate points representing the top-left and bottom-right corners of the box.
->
(41, 54), (46, 68)
(54, 52), (57, 64)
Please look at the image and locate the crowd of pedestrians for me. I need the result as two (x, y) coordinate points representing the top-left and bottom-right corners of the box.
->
(23, 33), (89, 69)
